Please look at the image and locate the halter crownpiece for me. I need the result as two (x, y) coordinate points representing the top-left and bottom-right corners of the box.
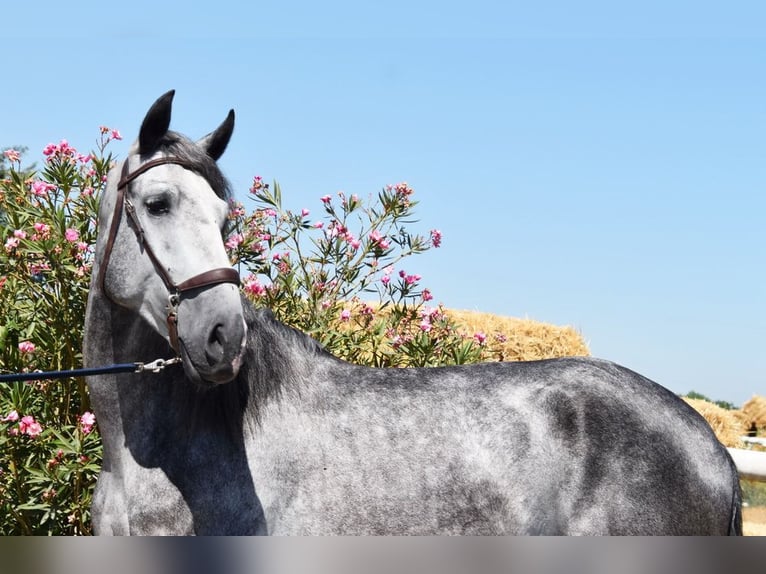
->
(98, 156), (240, 355)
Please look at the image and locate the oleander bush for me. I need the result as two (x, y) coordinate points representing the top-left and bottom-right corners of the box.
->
(0, 129), (490, 534)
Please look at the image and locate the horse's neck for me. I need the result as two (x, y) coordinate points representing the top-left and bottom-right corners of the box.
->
(84, 289), (194, 438)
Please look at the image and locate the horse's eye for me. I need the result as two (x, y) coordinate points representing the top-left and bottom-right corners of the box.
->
(146, 197), (170, 216)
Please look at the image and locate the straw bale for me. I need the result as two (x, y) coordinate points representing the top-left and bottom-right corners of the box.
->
(682, 398), (745, 448)
(446, 309), (590, 362)
(742, 396), (766, 431)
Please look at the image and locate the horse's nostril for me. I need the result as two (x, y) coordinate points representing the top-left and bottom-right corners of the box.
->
(205, 324), (226, 367)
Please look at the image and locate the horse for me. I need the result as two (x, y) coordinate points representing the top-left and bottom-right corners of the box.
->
(83, 90), (742, 535)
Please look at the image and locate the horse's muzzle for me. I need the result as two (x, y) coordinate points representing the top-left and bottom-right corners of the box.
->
(177, 297), (247, 385)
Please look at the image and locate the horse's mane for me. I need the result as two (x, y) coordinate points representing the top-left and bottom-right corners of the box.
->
(237, 301), (335, 424)
(138, 130), (232, 201)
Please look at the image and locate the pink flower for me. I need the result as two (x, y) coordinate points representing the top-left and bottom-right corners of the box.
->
(474, 332), (487, 345)
(394, 182), (412, 194)
(111, 129), (122, 141)
(34, 222), (51, 237)
(250, 176), (264, 192)
(313, 221), (324, 229)
(30, 180), (56, 197)
(18, 341), (35, 354)
(64, 228), (79, 242)
(301, 208), (310, 217)
(225, 233), (243, 250)
(3, 410), (19, 422)
(369, 230), (390, 250)
(228, 200), (245, 218)
(404, 274), (421, 286)
(19, 415), (43, 437)
(243, 275), (266, 298)
(80, 411), (96, 434)
(340, 309), (351, 322)
(327, 222), (341, 239)
(13, 229), (27, 239)
(430, 229), (442, 248)
(29, 261), (51, 275)
(381, 275), (390, 286)
(26, 421), (43, 438)
(422, 289), (433, 302)
(419, 319), (432, 332)
(4, 237), (19, 252)
(344, 233), (360, 250)
(76, 241), (89, 252)
(42, 143), (57, 157)
(320, 195), (332, 204)
(3, 149), (20, 162)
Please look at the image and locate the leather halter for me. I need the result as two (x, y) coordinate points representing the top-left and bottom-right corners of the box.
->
(98, 157), (240, 355)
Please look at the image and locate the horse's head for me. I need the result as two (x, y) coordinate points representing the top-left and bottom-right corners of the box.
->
(95, 90), (246, 386)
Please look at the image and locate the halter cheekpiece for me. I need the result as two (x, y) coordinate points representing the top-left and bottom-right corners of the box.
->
(98, 157), (240, 355)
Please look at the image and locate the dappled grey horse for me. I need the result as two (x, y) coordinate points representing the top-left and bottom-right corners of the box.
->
(83, 91), (741, 535)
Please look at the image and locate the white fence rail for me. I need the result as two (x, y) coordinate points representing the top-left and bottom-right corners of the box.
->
(728, 447), (766, 482)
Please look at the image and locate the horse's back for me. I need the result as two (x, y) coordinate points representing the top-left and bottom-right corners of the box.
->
(251, 355), (740, 535)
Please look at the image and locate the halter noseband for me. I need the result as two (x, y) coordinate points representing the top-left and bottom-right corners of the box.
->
(98, 157), (240, 355)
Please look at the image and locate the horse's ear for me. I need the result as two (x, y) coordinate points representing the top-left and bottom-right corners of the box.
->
(138, 90), (175, 155)
(198, 109), (235, 161)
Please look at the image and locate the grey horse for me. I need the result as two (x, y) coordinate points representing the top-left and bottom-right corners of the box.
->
(83, 91), (741, 535)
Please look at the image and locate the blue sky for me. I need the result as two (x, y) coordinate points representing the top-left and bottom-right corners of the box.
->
(2, 3), (764, 405)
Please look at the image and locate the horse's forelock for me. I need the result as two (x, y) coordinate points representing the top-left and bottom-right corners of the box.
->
(137, 130), (232, 201)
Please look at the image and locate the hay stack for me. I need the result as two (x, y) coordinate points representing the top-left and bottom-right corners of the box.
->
(446, 309), (590, 361)
(742, 396), (766, 432)
(682, 398), (745, 448)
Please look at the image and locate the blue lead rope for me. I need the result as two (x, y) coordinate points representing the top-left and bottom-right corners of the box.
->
(0, 357), (181, 383)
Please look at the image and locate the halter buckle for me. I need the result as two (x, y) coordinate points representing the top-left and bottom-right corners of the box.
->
(168, 292), (180, 311)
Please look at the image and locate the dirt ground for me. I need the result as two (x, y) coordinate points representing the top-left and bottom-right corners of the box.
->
(743, 506), (766, 536)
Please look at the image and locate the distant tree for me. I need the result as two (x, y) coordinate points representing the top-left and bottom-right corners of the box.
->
(714, 399), (737, 411)
(683, 390), (737, 411)
(685, 390), (712, 402)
